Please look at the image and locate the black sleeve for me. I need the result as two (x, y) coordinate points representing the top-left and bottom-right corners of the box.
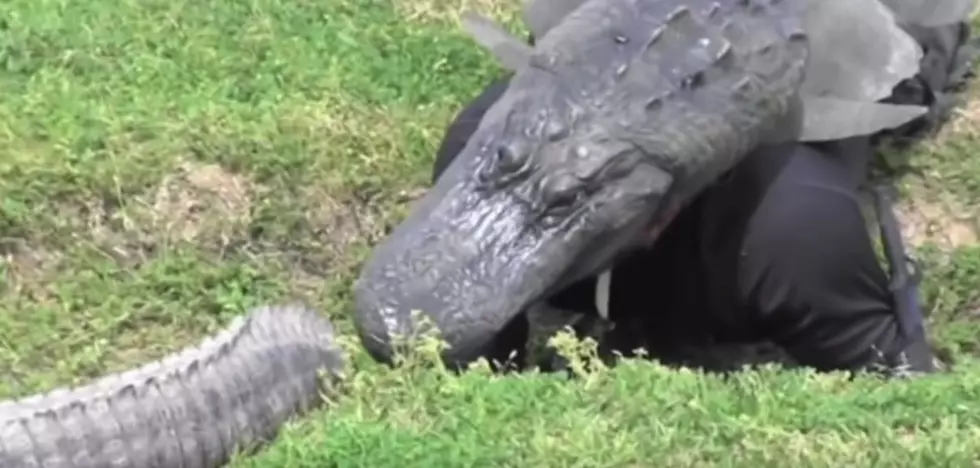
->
(432, 77), (512, 183)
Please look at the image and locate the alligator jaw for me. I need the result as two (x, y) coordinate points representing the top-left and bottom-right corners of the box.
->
(353, 137), (673, 368)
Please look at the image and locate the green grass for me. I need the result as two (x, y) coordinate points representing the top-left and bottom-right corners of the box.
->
(235, 353), (980, 466)
(2, 0), (980, 465)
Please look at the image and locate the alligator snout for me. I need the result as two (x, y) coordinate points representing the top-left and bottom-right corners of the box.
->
(353, 175), (556, 367)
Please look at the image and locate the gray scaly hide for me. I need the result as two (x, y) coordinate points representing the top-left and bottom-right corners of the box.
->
(463, 0), (976, 142)
(0, 306), (345, 468)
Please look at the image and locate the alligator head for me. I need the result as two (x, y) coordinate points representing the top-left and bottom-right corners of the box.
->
(352, 0), (808, 368)
(352, 0), (934, 368)
(354, 96), (679, 368)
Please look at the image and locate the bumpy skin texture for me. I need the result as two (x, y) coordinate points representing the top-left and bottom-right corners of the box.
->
(354, 0), (810, 368)
(0, 306), (345, 468)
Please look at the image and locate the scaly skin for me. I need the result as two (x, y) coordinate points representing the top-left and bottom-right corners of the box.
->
(354, 0), (810, 368)
(0, 306), (345, 468)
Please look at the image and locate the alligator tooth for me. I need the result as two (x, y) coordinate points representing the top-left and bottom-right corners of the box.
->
(595, 269), (612, 320)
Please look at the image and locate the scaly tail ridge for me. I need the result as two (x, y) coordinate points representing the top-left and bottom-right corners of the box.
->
(0, 305), (345, 468)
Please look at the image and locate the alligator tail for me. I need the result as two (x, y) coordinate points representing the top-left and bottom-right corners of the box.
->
(0, 305), (346, 468)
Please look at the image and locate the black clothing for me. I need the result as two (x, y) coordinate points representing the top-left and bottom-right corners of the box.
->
(431, 22), (978, 375)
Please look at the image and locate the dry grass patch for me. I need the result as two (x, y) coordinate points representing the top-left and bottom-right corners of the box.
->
(396, 0), (522, 26)
(0, 242), (63, 301)
(887, 80), (980, 251)
(940, 93), (980, 140)
(305, 191), (389, 249)
(895, 183), (978, 250)
(66, 161), (260, 270)
(150, 161), (255, 244)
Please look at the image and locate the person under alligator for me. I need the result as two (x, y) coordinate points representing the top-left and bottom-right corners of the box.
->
(354, 0), (978, 378)
(430, 18), (977, 376)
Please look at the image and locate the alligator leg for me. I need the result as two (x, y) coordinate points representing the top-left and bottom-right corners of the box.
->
(0, 305), (345, 468)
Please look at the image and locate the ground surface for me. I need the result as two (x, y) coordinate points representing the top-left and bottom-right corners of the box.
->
(2, 0), (980, 465)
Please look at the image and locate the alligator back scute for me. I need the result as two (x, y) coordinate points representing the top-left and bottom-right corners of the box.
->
(515, 0), (808, 199)
(0, 305), (345, 468)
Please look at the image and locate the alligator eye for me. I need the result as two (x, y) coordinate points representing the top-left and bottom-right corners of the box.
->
(494, 143), (524, 173)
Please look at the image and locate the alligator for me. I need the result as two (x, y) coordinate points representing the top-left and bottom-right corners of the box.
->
(352, 0), (949, 370)
(0, 306), (346, 467)
(1, 0), (974, 466)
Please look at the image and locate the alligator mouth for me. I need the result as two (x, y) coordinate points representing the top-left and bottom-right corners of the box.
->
(353, 148), (672, 368)
(353, 183), (576, 367)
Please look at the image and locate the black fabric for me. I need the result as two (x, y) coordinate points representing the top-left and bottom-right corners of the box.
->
(430, 21), (976, 374)
(433, 79), (513, 184)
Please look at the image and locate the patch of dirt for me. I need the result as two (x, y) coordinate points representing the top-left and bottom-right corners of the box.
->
(299, 189), (390, 269)
(894, 189), (979, 251)
(934, 83), (980, 143)
(948, 99), (980, 138)
(150, 161), (254, 243)
(1, 242), (63, 299)
(396, 0), (521, 25)
(307, 192), (388, 248)
(77, 161), (258, 267)
(239, 184), (426, 302)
